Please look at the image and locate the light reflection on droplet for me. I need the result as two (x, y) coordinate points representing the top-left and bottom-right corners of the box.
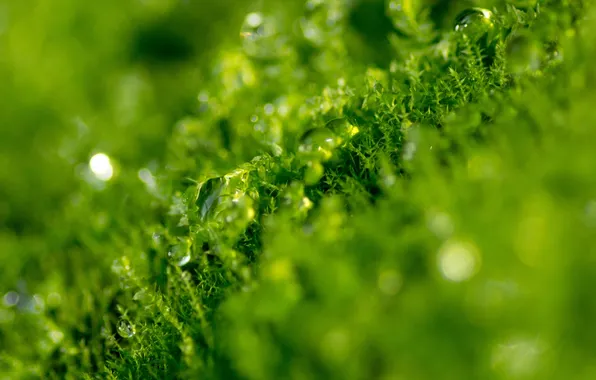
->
(297, 127), (339, 163)
(168, 242), (191, 267)
(89, 153), (114, 181)
(454, 8), (493, 33)
(3, 291), (19, 307)
(117, 320), (136, 338)
(438, 239), (480, 282)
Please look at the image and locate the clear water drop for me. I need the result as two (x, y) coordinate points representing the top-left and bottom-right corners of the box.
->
(196, 177), (227, 221)
(133, 289), (153, 304)
(297, 127), (339, 163)
(282, 182), (313, 219)
(217, 194), (256, 238)
(168, 240), (191, 267)
(117, 320), (135, 339)
(325, 118), (359, 141)
(3, 291), (19, 307)
(454, 8), (494, 40)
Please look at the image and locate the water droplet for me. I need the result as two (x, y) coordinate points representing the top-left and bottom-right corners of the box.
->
(378, 270), (402, 295)
(282, 182), (313, 215)
(454, 8), (494, 40)
(3, 291), (19, 307)
(438, 239), (480, 282)
(216, 194), (256, 238)
(168, 240), (191, 267)
(117, 320), (135, 339)
(304, 160), (324, 185)
(506, 34), (542, 74)
(297, 127), (339, 163)
(89, 153), (114, 181)
(325, 118), (358, 141)
(196, 177), (227, 221)
(133, 289), (153, 305)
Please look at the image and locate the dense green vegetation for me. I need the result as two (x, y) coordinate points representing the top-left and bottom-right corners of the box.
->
(1, 0), (595, 378)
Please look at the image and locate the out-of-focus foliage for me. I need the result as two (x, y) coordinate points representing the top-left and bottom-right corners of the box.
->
(1, 0), (595, 379)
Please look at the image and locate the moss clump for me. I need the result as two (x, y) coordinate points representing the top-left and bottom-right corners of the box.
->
(1, 0), (595, 379)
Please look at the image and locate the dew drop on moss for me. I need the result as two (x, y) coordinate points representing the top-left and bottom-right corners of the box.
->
(325, 118), (359, 141)
(168, 240), (191, 267)
(297, 127), (339, 163)
(454, 8), (494, 40)
(217, 194), (256, 238)
(133, 289), (153, 304)
(282, 182), (313, 216)
(117, 320), (135, 339)
(196, 177), (227, 221)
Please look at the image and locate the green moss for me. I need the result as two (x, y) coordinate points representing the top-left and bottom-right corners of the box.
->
(1, 0), (595, 379)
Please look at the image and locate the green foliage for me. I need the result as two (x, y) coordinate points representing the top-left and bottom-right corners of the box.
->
(1, 0), (595, 379)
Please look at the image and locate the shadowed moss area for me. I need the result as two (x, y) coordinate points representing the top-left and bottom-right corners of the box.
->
(1, 0), (595, 378)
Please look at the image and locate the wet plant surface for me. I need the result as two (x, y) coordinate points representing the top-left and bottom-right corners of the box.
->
(1, 0), (596, 379)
